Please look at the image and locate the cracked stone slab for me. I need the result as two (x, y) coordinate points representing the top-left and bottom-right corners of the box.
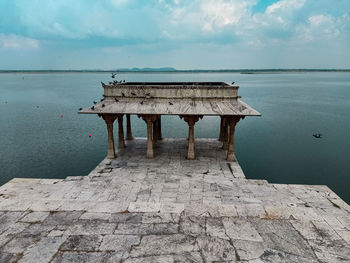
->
(65, 221), (116, 235)
(196, 235), (237, 262)
(99, 234), (140, 252)
(18, 236), (66, 263)
(20, 212), (50, 223)
(128, 202), (161, 213)
(61, 235), (103, 251)
(130, 234), (197, 257)
(51, 251), (125, 263)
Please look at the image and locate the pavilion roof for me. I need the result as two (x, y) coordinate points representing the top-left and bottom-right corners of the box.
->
(78, 82), (261, 116)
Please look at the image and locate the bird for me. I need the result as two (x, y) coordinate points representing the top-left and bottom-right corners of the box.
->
(111, 73), (117, 78)
(102, 104), (105, 108)
(131, 92), (136, 96)
(140, 101), (144, 105)
(169, 101), (173, 105)
(121, 92), (125, 97)
(93, 101), (97, 104)
(313, 133), (322, 138)
(101, 82), (107, 88)
(145, 93), (150, 96)
(100, 98), (104, 102)
(232, 81), (235, 84)
(203, 170), (209, 174)
(91, 106), (95, 110)
(79, 108), (83, 111)
(115, 98), (119, 102)
(123, 80), (125, 83)
(109, 82), (113, 85)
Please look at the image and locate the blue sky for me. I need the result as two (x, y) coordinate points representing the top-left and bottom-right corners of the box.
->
(0, 0), (349, 69)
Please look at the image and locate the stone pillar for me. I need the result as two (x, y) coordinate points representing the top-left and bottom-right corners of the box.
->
(222, 118), (229, 150)
(226, 116), (241, 161)
(102, 114), (118, 159)
(153, 117), (158, 145)
(117, 114), (125, 148)
(219, 116), (224, 141)
(126, 114), (134, 140)
(180, 115), (202, 160)
(139, 115), (158, 158)
(157, 116), (163, 140)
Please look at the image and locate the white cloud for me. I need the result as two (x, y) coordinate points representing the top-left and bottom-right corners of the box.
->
(266, 0), (305, 14)
(308, 15), (332, 26)
(200, 0), (253, 31)
(0, 34), (39, 49)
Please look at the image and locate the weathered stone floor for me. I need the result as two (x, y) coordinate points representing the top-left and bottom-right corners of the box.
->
(0, 138), (349, 262)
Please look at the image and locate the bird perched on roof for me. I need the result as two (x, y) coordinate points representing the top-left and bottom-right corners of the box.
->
(115, 98), (119, 102)
(100, 98), (104, 102)
(123, 80), (125, 82)
(91, 106), (95, 110)
(102, 104), (105, 107)
(111, 73), (117, 78)
(169, 101), (173, 105)
(101, 82), (107, 88)
(145, 93), (150, 96)
(232, 81), (235, 84)
(121, 92), (125, 97)
(93, 101), (97, 104)
(131, 92), (136, 96)
(79, 108), (82, 111)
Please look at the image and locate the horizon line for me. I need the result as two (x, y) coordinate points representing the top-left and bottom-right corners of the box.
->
(1, 68), (350, 73)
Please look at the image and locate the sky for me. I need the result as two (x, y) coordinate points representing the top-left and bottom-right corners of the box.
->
(0, 0), (350, 70)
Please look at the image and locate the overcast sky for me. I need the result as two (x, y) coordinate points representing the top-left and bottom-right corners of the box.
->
(0, 0), (349, 69)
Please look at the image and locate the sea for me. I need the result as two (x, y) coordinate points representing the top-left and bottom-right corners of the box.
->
(0, 72), (349, 204)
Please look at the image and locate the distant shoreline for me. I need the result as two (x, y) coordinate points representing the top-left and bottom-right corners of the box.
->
(1, 69), (350, 74)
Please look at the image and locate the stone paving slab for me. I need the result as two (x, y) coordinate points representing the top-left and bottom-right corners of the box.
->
(0, 138), (349, 262)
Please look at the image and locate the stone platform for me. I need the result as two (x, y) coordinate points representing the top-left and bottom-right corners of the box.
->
(0, 139), (349, 262)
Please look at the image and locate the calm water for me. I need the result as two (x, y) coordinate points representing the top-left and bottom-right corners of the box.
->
(0, 72), (349, 203)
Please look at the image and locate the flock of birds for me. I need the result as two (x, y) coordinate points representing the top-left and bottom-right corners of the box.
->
(88, 73), (175, 110)
(80, 73), (323, 140)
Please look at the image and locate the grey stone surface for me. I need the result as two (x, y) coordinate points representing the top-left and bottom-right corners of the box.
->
(18, 236), (66, 263)
(61, 235), (103, 251)
(0, 139), (349, 262)
(99, 234), (140, 253)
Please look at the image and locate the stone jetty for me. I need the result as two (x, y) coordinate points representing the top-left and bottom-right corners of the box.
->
(0, 139), (349, 262)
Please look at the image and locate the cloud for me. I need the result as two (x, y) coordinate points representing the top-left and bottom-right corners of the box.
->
(0, 0), (350, 69)
(0, 34), (39, 49)
(266, 0), (305, 14)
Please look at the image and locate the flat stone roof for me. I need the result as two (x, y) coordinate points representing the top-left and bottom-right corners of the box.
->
(0, 139), (349, 262)
(79, 81), (260, 116)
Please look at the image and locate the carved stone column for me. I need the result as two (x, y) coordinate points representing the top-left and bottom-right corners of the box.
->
(139, 114), (158, 158)
(222, 117), (229, 150)
(219, 116), (224, 141)
(153, 117), (158, 145)
(126, 114), (134, 140)
(101, 114), (118, 159)
(157, 116), (163, 140)
(226, 116), (241, 161)
(180, 115), (202, 160)
(117, 114), (125, 148)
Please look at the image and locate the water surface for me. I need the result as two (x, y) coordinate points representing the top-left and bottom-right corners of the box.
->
(0, 72), (349, 203)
